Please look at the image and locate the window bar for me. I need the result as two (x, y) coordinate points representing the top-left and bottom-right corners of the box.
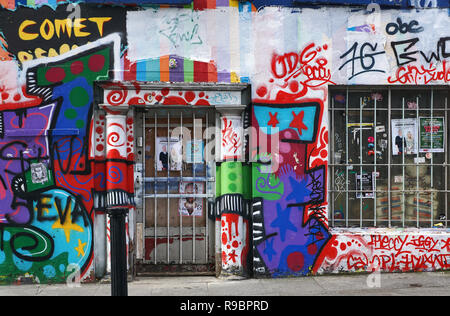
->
(416, 96), (420, 228)
(402, 97), (405, 228)
(167, 111), (170, 263)
(154, 112), (158, 264)
(345, 88), (349, 227)
(330, 97), (335, 227)
(180, 111), (183, 264)
(142, 111), (147, 262)
(430, 90), (434, 228)
(359, 97), (363, 228)
(205, 111), (209, 263)
(374, 95), (377, 227)
(330, 163), (449, 167)
(193, 111), (196, 263)
(445, 96), (448, 228)
(388, 88), (392, 227)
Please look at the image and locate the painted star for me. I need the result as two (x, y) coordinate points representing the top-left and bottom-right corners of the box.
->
(75, 239), (87, 257)
(270, 203), (298, 242)
(267, 112), (279, 128)
(228, 249), (238, 263)
(289, 111), (308, 136)
(51, 199), (84, 243)
(286, 175), (309, 203)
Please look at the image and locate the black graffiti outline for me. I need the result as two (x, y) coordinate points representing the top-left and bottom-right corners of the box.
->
(391, 38), (420, 66)
(252, 101), (322, 145)
(339, 42), (386, 80)
(390, 37), (450, 67)
(385, 18), (424, 35)
(0, 224), (55, 262)
(420, 37), (450, 63)
(34, 189), (91, 227)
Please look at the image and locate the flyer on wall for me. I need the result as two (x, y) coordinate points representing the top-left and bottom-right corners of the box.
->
(391, 118), (418, 156)
(419, 117), (445, 153)
(355, 172), (375, 199)
(179, 181), (204, 216)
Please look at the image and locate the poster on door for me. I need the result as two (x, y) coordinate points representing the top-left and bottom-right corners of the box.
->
(156, 137), (182, 171)
(186, 139), (204, 164)
(419, 117), (445, 153)
(179, 182), (204, 216)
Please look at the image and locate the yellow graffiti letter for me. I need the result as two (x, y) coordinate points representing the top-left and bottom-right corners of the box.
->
(18, 51), (34, 62)
(88, 17), (112, 37)
(55, 19), (73, 38)
(40, 19), (55, 40)
(34, 47), (47, 59)
(18, 20), (38, 41)
(73, 18), (90, 37)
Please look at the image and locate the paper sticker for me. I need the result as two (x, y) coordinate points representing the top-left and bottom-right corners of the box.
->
(375, 125), (385, 133)
(414, 157), (425, 164)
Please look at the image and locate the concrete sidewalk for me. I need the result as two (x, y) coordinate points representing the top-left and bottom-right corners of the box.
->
(0, 271), (449, 296)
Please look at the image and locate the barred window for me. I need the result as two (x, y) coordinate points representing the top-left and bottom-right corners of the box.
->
(329, 86), (449, 228)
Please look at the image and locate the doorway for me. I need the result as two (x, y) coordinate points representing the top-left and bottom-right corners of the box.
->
(139, 107), (216, 274)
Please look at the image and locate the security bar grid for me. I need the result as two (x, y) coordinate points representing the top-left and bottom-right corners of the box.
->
(328, 86), (449, 228)
(142, 108), (215, 265)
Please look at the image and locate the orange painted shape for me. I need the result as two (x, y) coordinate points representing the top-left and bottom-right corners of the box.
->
(160, 55), (170, 82)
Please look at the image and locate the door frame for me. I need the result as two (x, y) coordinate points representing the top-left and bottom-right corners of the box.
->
(96, 81), (251, 276)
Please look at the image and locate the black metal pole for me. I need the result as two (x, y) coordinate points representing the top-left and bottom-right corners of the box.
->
(107, 208), (128, 296)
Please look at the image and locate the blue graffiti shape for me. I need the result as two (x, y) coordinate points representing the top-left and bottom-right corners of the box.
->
(270, 203), (298, 242)
(253, 104), (318, 142)
(255, 166), (331, 276)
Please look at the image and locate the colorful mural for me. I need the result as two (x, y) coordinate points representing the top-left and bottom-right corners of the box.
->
(251, 102), (329, 277)
(0, 0), (130, 282)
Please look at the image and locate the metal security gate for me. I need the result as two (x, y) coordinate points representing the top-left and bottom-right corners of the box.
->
(329, 86), (450, 228)
(140, 107), (216, 274)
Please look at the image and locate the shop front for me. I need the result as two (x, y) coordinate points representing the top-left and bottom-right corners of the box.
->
(97, 82), (252, 277)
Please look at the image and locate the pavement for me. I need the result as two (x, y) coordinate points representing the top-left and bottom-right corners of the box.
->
(0, 271), (449, 297)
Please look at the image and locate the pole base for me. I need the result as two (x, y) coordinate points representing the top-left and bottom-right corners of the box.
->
(107, 208), (129, 296)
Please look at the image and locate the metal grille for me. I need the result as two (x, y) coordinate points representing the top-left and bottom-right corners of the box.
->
(328, 86), (449, 228)
(143, 107), (215, 265)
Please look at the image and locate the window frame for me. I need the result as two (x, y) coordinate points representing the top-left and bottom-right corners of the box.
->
(328, 85), (449, 229)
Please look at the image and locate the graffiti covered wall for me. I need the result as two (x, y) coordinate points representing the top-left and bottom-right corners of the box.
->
(248, 6), (450, 277)
(316, 229), (450, 273)
(247, 6), (450, 277)
(0, 2), (130, 283)
(1, 0), (450, 282)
